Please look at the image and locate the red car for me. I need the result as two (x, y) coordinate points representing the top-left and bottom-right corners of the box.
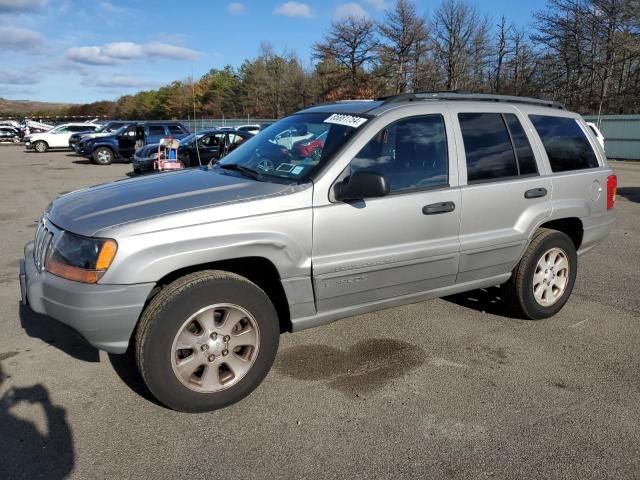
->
(295, 130), (327, 161)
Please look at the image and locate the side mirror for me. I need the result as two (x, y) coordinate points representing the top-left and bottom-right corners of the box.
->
(334, 171), (390, 201)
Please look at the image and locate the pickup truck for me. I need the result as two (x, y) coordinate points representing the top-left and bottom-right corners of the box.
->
(20, 93), (616, 412)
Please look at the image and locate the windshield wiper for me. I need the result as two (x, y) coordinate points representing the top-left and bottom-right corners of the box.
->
(217, 163), (263, 181)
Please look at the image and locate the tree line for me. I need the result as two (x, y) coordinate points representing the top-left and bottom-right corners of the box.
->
(60, 0), (640, 119)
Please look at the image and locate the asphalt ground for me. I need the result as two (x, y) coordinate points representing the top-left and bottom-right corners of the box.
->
(0, 144), (638, 479)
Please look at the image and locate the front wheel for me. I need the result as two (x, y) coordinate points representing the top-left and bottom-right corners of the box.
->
(135, 270), (280, 412)
(34, 141), (48, 153)
(93, 147), (114, 165)
(503, 228), (577, 320)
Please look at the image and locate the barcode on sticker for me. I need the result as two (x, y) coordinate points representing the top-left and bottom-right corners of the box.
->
(324, 114), (368, 128)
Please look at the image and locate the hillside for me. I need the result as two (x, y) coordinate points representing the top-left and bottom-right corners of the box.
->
(0, 98), (73, 115)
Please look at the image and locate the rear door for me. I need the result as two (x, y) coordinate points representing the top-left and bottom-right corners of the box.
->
(146, 124), (167, 145)
(450, 106), (552, 283)
(312, 111), (461, 312)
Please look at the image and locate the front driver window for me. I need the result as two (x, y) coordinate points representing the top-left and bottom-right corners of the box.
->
(349, 115), (449, 193)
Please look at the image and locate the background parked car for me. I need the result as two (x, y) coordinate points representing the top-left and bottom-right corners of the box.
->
(294, 130), (327, 160)
(586, 122), (606, 150)
(69, 121), (129, 151)
(25, 123), (101, 152)
(132, 129), (253, 173)
(77, 121), (189, 165)
(235, 124), (261, 135)
(0, 126), (23, 143)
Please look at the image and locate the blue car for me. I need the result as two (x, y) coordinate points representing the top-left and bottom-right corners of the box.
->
(77, 121), (190, 165)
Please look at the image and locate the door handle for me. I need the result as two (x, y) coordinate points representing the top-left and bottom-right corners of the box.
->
(423, 201), (455, 215)
(524, 188), (547, 199)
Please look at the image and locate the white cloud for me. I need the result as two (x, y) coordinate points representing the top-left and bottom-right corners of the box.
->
(0, 68), (39, 85)
(227, 2), (245, 14)
(82, 75), (159, 90)
(0, 26), (43, 53)
(274, 1), (311, 18)
(334, 3), (369, 20)
(0, 0), (47, 12)
(66, 41), (199, 65)
(365, 0), (385, 10)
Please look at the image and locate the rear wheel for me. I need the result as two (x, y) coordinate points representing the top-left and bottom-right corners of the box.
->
(93, 147), (114, 165)
(135, 270), (280, 412)
(503, 228), (577, 319)
(34, 141), (48, 153)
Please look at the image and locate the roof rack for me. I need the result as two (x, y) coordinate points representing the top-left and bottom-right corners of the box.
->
(377, 91), (566, 110)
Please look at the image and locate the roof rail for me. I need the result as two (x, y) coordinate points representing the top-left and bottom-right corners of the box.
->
(377, 91), (566, 110)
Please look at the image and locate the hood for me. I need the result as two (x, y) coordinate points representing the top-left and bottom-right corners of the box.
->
(47, 169), (293, 237)
(79, 131), (112, 140)
(81, 132), (117, 144)
(136, 143), (161, 157)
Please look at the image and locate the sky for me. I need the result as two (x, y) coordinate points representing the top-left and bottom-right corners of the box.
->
(0, 0), (547, 104)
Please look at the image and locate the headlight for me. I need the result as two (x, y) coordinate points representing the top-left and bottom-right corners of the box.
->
(46, 232), (117, 283)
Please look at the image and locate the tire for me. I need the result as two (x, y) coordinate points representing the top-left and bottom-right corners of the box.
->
(135, 270), (280, 412)
(34, 141), (48, 153)
(93, 147), (114, 165)
(12, 136), (20, 144)
(503, 228), (577, 320)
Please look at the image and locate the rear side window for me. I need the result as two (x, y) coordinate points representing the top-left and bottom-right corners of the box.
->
(529, 115), (599, 172)
(148, 125), (165, 136)
(504, 114), (537, 175)
(168, 125), (184, 135)
(459, 113), (518, 182)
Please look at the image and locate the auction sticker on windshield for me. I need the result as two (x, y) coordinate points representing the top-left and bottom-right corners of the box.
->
(324, 114), (368, 128)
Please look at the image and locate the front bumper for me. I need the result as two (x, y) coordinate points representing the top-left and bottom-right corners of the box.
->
(20, 241), (155, 354)
(76, 145), (92, 156)
(132, 155), (155, 172)
(24, 141), (34, 150)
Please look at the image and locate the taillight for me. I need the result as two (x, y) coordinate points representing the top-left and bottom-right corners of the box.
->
(606, 174), (617, 209)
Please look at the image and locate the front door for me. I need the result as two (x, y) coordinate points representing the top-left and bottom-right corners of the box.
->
(118, 125), (138, 158)
(312, 113), (461, 312)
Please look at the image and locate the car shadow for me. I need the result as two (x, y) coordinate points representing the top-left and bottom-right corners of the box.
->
(443, 286), (520, 319)
(617, 187), (640, 203)
(108, 351), (163, 407)
(0, 363), (75, 479)
(18, 303), (100, 362)
(18, 303), (161, 406)
(71, 159), (91, 165)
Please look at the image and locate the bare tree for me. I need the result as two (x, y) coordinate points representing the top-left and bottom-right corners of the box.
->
(377, 0), (429, 94)
(313, 16), (377, 96)
(493, 16), (512, 93)
(432, 0), (491, 90)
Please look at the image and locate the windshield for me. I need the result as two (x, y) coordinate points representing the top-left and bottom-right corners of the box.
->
(217, 112), (368, 182)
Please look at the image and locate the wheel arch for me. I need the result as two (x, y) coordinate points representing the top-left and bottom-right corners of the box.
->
(142, 256), (292, 334)
(537, 217), (584, 250)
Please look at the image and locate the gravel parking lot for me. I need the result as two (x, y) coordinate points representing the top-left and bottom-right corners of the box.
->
(0, 145), (639, 479)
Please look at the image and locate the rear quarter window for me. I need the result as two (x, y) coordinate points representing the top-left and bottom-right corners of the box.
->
(168, 125), (185, 135)
(148, 125), (165, 136)
(529, 115), (599, 172)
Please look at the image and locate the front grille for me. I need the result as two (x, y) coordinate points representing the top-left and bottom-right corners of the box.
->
(33, 220), (54, 272)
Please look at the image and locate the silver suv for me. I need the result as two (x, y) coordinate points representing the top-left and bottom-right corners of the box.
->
(19, 93), (617, 412)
